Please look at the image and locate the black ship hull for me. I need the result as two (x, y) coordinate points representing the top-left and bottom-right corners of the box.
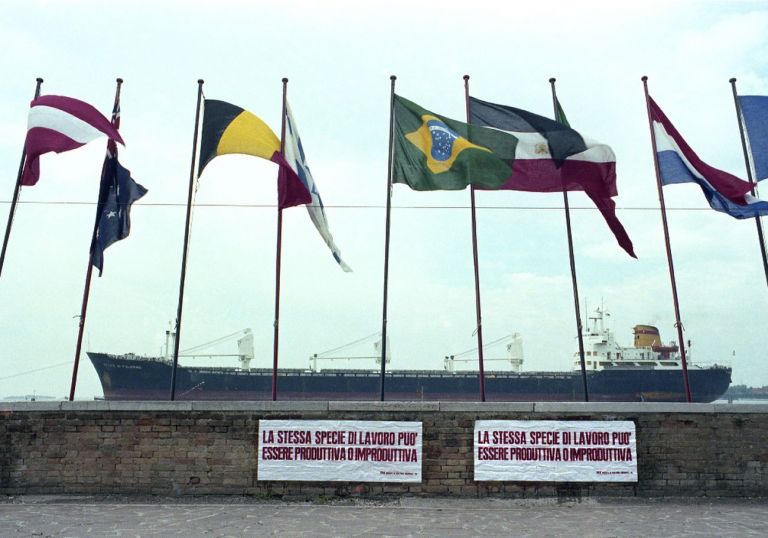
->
(87, 353), (732, 402)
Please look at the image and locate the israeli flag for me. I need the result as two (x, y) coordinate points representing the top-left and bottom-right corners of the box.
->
(283, 102), (351, 272)
(739, 95), (768, 182)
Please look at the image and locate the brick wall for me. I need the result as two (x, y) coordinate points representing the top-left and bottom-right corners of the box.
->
(1, 401), (766, 498)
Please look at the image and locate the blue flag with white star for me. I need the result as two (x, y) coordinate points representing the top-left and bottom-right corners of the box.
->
(91, 153), (147, 276)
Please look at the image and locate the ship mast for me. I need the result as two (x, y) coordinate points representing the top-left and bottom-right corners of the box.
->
(164, 322), (175, 360)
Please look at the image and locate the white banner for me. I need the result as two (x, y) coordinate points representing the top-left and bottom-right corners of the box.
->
(258, 420), (422, 482)
(475, 420), (637, 482)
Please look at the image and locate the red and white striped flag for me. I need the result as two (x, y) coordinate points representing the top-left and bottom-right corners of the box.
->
(22, 95), (124, 186)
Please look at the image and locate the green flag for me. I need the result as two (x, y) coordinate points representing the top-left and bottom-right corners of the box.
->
(393, 95), (516, 191)
(554, 97), (570, 127)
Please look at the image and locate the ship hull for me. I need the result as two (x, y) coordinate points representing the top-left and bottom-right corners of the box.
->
(87, 353), (731, 403)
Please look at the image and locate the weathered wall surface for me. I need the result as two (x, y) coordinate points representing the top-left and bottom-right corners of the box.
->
(1, 401), (766, 498)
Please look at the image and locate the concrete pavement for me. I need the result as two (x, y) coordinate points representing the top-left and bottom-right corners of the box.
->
(2, 495), (767, 537)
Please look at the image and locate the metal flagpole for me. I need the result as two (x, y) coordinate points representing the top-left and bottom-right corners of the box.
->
(68, 78), (123, 401)
(548, 78), (589, 402)
(462, 75), (487, 402)
(0, 77), (44, 279)
(272, 77), (289, 401)
(641, 76), (692, 403)
(380, 75), (396, 401)
(729, 77), (768, 287)
(171, 79), (205, 401)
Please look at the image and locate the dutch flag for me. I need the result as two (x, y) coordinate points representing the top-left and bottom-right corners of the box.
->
(649, 96), (768, 219)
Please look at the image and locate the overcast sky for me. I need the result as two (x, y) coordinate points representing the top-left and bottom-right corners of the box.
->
(1, 0), (767, 399)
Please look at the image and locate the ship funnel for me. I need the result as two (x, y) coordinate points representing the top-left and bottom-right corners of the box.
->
(633, 325), (661, 348)
(238, 329), (254, 370)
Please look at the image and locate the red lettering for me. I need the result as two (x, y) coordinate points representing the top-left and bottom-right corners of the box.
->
(529, 431), (560, 445)
(478, 446), (508, 460)
(491, 430), (527, 445)
(612, 432), (631, 445)
(576, 431), (610, 445)
(314, 430), (346, 445)
(360, 431), (396, 445)
(261, 446), (293, 460)
(277, 430), (312, 444)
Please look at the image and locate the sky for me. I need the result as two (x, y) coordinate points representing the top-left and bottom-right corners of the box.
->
(1, 0), (767, 400)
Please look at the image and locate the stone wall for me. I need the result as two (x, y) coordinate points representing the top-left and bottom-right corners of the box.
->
(1, 401), (766, 498)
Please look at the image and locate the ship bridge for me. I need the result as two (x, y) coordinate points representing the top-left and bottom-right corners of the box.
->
(575, 308), (686, 371)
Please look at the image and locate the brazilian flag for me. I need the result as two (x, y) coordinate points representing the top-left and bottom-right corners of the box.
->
(393, 95), (516, 191)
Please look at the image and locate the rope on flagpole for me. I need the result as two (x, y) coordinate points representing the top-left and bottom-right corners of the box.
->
(170, 78), (205, 401)
(0, 77), (44, 279)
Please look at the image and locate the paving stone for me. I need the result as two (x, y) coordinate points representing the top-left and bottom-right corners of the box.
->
(1, 496), (767, 537)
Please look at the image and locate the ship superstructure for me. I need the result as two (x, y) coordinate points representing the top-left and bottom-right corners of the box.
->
(576, 308), (697, 372)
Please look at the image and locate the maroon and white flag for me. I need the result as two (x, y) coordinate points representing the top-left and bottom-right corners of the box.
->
(22, 95), (124, 186)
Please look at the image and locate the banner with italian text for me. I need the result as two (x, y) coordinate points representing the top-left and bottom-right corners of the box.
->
(475, 420), (637, 482)
(258, 420), (422, 482)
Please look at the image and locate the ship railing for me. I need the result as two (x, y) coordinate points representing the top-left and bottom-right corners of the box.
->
(688, 361), (732, 370)
(443, 356), (524, 373)
(107, 353), (169, 363)
(178, 353), (247, 359)
(102, 353), (250, 364)
(308, 355), (386, 372)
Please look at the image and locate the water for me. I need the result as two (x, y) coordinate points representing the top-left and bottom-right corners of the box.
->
(714, 398), (768, 404)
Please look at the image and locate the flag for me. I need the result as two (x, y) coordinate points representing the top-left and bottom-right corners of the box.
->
(91, 102), (147, 276)
(22, 95), (124, 186)
(198, 99), (311, 208)
(283, 101), (351, 271)
(91, 158), (147, 275)
(393, 95), (514, 191)
(738, 95), (768, 182)
(469, 96), (635, 258)
(649, 97), (768, 219)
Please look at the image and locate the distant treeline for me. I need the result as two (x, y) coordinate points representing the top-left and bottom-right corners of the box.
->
(724, 385), (768, 400)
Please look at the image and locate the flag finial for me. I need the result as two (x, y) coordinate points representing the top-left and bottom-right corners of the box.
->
(116, 77), (123, 84)
(36, 77), (43, 83)
(549, 77), (556, 83)
(463, 74), (469, 81)
(641, 75), (648, 82)
(729, 77), (737, 84)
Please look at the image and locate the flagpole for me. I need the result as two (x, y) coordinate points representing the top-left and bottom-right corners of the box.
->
(380, 75), (396, 401)
(170, 79), (204, 401)
(641, 76), (692, 403)
(68, 78), (123, 401)
(729, 77), (768, 287)
(0, 77), (44, 279)
(272, 77), (289, 401)
(549, 78), (589, 403)
(462, 75), (487, 402)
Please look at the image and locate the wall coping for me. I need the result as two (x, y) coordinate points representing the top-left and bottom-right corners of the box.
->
(2, 401), (767, 414)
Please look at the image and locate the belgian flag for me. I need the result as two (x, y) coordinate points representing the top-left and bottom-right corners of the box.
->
(198, 99), (311, 208)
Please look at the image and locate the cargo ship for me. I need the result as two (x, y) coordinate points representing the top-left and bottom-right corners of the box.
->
(87, 309), (731, 402)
